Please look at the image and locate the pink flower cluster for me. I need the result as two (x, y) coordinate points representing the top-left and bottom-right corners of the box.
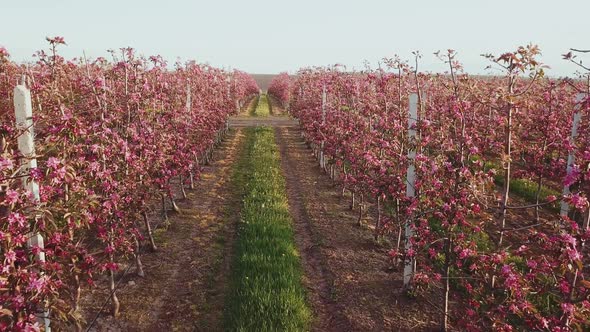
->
(288, 50), (589, 330)
(0, 40), (258, 330)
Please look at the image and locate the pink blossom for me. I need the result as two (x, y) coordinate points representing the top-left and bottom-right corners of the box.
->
(23, 322), (41, 332)
(566, 248), (581, 261)
(558, 280), (570, 294)
(526, 260), (537, 269)
(8, 212), (26, 228)
(561, 233), (577, 246)
(428, 247), (437, 258)
(569, 193), (588, 210)
(0, 157), (14, 170)
(443, 203), (451, 212)
(27, 275), (48, 293)
(46, 157), (61, 169)
(12, 295), (25, 309)
(459, 248), (473, 259)
(103, 262), (119, 271)
(55, 166), (67, 179)
(94, 77), (105, 89)
(539, 318), (549, 330)
(563, 166), (580, 186)
(5, 189), (19, 204)
(29, 167), (43, 181)
(0, 46), (9, 57)
(561, 302), (574, 316)
(5, 250), (16, 264)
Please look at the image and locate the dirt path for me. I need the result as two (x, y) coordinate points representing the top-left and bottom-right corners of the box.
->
(275, 126), (439, 331)
(267, 94), (286, 116)
(275, 127), (352, 332)
(84, 129), (245, 332)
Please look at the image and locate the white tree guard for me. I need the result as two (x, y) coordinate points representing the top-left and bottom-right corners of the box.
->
(14, 83), (51, 331)
(560, 93), (585, 217)
(403, 93), (418, 287)
(320, 85), (327, 169)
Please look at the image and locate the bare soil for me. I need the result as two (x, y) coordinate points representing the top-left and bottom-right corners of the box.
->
(267, 94), (287, 116)
(275, 127), (352, 332)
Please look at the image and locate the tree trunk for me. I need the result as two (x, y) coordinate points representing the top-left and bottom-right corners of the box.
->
(108, 237), (120, 317)
(443, 237), (452, 331)
(142, 211), (157, 251)
(180, 175), (187, 199)
(374, 196), (382, 240)
(170, 195), (181, 213)
(161, 194), (168, 221)
(357, 194), (364, 226)
(189, 171), (195, 190)
(534, 175), (543, 222)
(134, 236), (145, 277)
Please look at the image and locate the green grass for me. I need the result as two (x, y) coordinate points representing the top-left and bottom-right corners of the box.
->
(252, 94), (270, 117)
(484, 161), (560, 211)
(248, 95), (260, 116)
(224, 127), (311, 332)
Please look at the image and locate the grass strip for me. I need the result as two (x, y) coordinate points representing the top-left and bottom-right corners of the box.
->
(247, 95), (259, 116)
(252, 94), (270, 117)
(224, 127), (311, 331)
(485, 161), (560, 211)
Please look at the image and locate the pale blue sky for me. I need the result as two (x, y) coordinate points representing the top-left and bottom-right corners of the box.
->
(0, 0), (588, 76)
